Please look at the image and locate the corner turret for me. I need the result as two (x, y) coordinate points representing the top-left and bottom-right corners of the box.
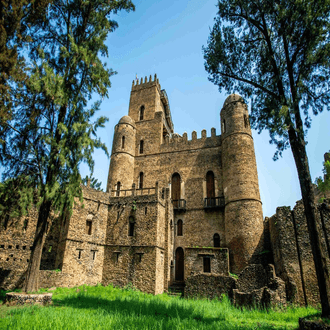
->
(106, 115), (136, 193)
(221, 94), (264, 273)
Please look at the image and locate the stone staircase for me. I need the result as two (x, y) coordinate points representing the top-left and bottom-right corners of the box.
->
(167, 281), (185, 297)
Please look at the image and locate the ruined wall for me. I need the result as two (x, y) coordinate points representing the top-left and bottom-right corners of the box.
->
(269, 199), (330, 306)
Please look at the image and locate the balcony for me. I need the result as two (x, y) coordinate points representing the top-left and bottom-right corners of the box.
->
(204, 197), (225, 209)
(172, 199), (186, 211)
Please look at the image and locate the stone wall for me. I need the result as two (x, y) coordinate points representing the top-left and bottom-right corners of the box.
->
(185, 247), (229, 278)
(185, 274), (236, 300)
(269, 199), (330, 306)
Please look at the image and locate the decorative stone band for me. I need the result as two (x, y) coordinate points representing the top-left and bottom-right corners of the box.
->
(225, 198), (262, 206)
(110, 151), (135, 157)
(221, 131), (253, 142)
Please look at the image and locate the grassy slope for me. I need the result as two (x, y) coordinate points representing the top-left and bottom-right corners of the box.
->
(0, 285), (319, 330)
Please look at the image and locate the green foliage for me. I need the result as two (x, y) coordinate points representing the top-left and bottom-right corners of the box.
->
(82, 175), (103, 191)
(315, 157), (330, 201)
(0, 0), (135, 220)
(131, 200), (137, 211)
(203, 0), (330, 159)
(229, 272), (238, 279)
(0, 284), (319, 329)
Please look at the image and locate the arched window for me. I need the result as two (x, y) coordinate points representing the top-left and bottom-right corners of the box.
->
(213, 233), (220, 247)
(121, 136), (125, 149)
(116, 181), (121, 196)
(139, 172), (144, 189)
(139, 140), (144, 154)
(128, 216), (135, 236)
(171, 173), (181, 208)
(139, 106), (144, 121)
(206, 171), (215, 199)
(177, 219), (183, 236)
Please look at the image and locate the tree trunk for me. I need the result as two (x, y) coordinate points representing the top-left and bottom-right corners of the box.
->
(24, 199), (51, 292)
(288, 127), (330, 317)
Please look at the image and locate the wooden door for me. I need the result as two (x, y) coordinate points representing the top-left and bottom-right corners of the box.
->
(172, 173), (181, 208)
(175, 247), (184, 281)
(206, 171), (215, 199)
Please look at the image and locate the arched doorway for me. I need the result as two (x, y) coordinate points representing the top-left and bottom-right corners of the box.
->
(172, 173), (181, 208)
(175, 247), (184, 281)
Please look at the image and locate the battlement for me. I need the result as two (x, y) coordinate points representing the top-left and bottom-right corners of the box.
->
(131, 74), (161, 92)
(160, 128), (221, 152)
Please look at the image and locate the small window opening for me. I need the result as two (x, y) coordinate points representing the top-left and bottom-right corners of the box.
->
(10, 254), (13, 257)
(244, 114), (249, 128)
(114, 252), (120, 262)
(16, 245), (19, 249)
(78, 250), (82, 259)
(23, 219), (28, 231)
(27, 259), (29, 262)
(139, 106), (145, 121)
(213, 233), (220, 247)
(8, 245), (12, 249)
(139, 140), (144, 154)
(116, 181), (121, 196)
(139, 172), (144, 189)
(122, 136), (125, 149)
(92, 251), (96, 260)
(177, 219), (183, 236)
(117, 211), (120, 220)
(22, 246), (26, 250)
(222, 119), (226, 134)
(30, 246), (33, 250)
(128, 216), (135, 236)
(0, 245), (4, 249)
(6, 258), (9, 261)
(145, 207), (147, 215)
(86, 220), (92, 235)
(203, 257), (211, 273)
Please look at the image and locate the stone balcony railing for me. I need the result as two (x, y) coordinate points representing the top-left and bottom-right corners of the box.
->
(172, 199), (186, 211)
(204, 197), (225, 209)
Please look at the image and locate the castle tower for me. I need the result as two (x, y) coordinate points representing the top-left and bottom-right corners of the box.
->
(106, 115), (136, 193)
(221, 94), (264, 273)
(127, 75), (174, 188)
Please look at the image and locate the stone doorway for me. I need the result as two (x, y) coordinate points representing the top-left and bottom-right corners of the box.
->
(175, 247), (184, 281)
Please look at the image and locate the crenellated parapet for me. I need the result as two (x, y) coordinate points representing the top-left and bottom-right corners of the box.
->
(131, 74), (161, 93)
(160, 127), (221, 152)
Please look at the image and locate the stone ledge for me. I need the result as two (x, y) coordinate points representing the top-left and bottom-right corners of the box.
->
(299, 317), (330, 330)
(5, 292), (52, 306)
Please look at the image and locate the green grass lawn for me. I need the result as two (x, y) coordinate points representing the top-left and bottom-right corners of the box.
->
(0, 284), (319, 329)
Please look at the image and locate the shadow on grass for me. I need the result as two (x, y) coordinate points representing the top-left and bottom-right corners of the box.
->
(53, 294), (222, 326)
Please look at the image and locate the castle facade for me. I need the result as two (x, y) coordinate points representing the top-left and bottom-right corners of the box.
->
(1, 76), (329, 306)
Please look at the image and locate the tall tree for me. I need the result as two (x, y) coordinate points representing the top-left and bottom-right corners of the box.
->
(204, 0), (330, 317)
(0, 0), (134, 292)
(0, 0), (51, 121)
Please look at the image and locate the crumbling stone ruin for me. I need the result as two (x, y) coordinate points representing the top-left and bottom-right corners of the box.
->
(1, 75), (329, 307)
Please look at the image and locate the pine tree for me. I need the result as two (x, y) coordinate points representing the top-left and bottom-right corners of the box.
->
(0, 0), (51, 121)
(204, 0), (330, 317)
(0, 0), (134, 292)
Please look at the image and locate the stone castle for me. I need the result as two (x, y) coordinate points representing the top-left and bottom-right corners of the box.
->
(1, 75), (329, 306)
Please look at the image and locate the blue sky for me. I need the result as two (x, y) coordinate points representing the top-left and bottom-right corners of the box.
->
(81, 0), (330, 218)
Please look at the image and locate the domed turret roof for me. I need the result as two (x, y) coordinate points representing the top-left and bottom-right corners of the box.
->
(223, 94), (245, 108)
(118, 115), (135, 127)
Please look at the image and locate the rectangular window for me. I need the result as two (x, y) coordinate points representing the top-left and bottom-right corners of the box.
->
(77, 250), (82, 259)
(203, 257), (211, 273)
(86, 220), (92, 235)
(92, 250), (96, 260)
